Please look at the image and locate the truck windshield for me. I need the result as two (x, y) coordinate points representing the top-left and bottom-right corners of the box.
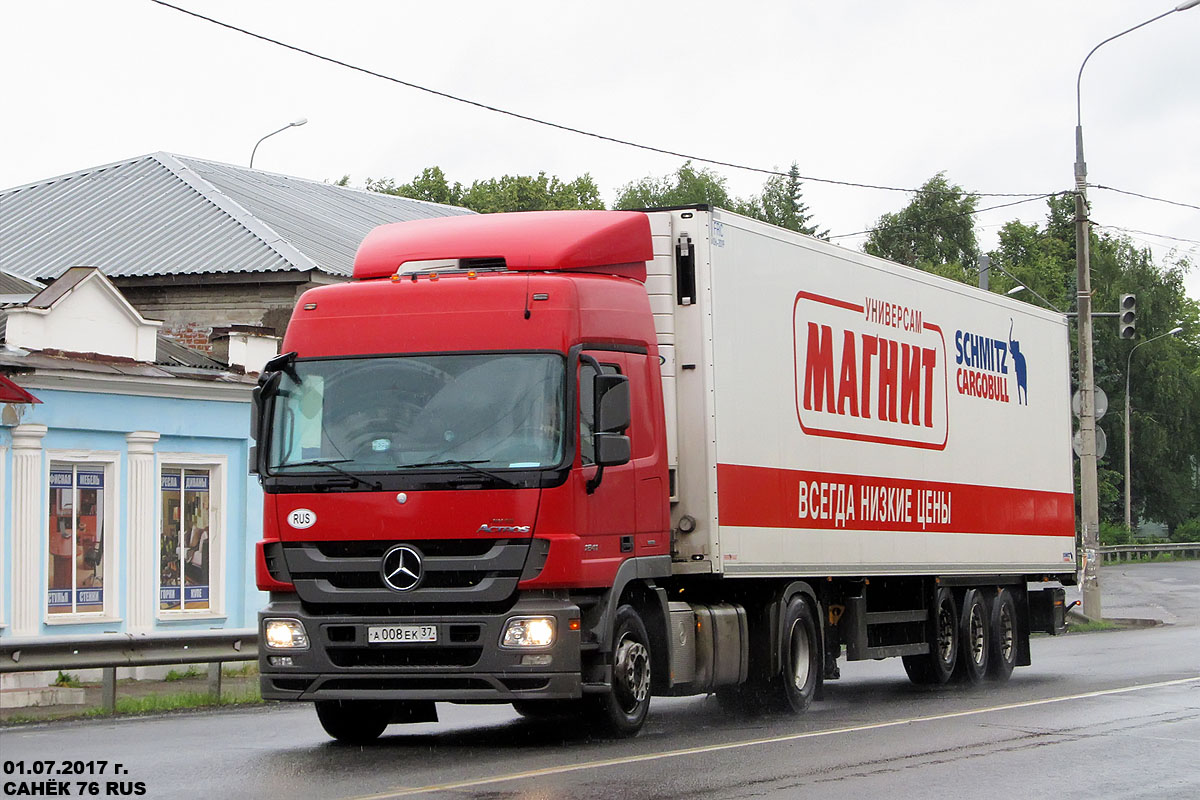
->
(266, 353), (565, 474)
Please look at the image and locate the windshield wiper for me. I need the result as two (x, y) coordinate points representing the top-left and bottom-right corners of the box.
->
(274, 458), (380, 489)
(398, 459), (518, 488)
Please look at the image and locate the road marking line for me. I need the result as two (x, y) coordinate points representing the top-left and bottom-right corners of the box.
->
(351, 676), (1200, 799)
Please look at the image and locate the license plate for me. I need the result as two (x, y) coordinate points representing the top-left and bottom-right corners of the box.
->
(367, 624), (437, 644)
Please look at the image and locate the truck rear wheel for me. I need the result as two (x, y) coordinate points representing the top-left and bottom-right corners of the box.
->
(315, 699), (391, 744)
(587, 604), (651, 737)
(987, 588), (1018, 682)
(902, 586), (959, 685)
(957, 588), (990, 684)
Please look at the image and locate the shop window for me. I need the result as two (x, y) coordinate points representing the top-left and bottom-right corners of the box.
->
(48, 464), (106, 616)
(159, 467), (213, 612)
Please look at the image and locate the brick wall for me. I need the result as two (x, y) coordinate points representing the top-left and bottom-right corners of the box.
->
(115, 276), (335, 353)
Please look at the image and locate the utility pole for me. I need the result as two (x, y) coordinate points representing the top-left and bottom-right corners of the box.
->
(1073, 133), (1101, 620)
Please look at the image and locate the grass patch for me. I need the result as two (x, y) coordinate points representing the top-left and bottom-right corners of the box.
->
(1067, 618), (1121, 633)
(222, 662), (259, 678)
(81, 685), (263, 718)
(53, 670), (82, 688)
(164, 666), (204, 682)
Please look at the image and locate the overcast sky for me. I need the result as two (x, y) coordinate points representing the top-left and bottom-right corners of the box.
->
(2, 0), (1197, 303)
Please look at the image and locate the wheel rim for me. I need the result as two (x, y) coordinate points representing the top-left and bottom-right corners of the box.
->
(998, 603), (1015, 663)
(936, 602), (955, 664)
(788, 619), (812, 691)
(613, 634), (650, 713)
(969, 604), (986, 666)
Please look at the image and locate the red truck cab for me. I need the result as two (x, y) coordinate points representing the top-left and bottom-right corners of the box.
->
(253, 211), (670, 740)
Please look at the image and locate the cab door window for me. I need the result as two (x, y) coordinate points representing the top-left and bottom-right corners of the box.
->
(579, 362), (621, 466)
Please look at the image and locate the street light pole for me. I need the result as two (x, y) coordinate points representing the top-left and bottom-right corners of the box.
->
(1072, 0), (1198, 621)
(249, 118), (308, 169)
(1124, 327), (1185, 531)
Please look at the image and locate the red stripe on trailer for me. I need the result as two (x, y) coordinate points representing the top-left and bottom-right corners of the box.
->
(716, 463), (1075, 537)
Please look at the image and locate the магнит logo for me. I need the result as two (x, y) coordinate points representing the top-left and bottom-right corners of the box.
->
(793, 292), (949, 450)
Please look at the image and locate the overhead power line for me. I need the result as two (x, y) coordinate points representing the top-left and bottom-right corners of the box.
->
(826, 194), (1061, 241)
(149, 0), (1052, 199)
(1093, 223), (1200, 248)
(1092, 185), (1200, 213)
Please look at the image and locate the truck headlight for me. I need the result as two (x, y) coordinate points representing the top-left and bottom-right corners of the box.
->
(501, 617), (556, 648)
(264, 618), (309, 650)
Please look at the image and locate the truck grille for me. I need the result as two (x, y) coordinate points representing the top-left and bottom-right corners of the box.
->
(282, 538), (528, 610)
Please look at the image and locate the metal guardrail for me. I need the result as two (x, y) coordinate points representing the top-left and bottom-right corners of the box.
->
(0, 628), (257, 674)
(1099, 543), (1200, 562)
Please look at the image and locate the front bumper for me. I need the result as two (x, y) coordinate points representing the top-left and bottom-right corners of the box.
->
(258, 595), (582, 702)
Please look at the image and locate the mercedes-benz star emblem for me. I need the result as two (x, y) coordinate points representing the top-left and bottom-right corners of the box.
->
(380, 544), (423, 592)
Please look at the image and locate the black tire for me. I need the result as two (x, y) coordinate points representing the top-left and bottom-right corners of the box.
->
(776, 595), (821, 713)
(903, 586), (959, 685)
(587, 604), (652, 737)
(987, 588), (1018, 682)
(957, 588), (990, 684)
(315, 699), (390, 744)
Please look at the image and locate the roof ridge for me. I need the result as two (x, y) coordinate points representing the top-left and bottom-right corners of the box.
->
(151, 153), (323, 275)
(172, 154), (471, 213)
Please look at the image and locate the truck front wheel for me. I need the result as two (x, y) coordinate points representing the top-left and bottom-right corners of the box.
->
(778, 596), (821, 713)
(315, 699), (391, 744)
(588, 604), (651, 737)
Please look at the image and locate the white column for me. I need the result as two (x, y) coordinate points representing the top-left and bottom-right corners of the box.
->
(11, 424), (47, 635)
(125, 431), (160, 632)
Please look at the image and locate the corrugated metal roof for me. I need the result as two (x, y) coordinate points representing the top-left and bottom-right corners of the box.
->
(0, 153), (473, 282)
(0, 269), (43, 296)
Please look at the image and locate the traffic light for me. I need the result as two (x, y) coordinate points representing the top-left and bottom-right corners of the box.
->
(1119, 293), (1136, 339)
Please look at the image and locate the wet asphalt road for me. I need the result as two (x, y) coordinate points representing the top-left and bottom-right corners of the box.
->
(4, 562), (1199, 800)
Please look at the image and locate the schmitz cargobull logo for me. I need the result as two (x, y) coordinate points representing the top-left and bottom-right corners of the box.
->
(793, 292), (948, 450)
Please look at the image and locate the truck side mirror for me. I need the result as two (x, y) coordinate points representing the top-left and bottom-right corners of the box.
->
(594, 373), (631, 433)
(593, 432), (631, 467)
(586, 373), (631, 492)
(249, 371), (282, 476)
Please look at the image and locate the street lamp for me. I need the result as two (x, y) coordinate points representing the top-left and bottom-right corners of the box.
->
(1124, 326), (1185, 531)
(249, 118), (308, 169)
(1072, 0), (1198, 621)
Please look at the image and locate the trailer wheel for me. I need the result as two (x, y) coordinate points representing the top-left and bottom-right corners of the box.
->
(902, 586), (959, 685)
(315, 699), (390, 744)
(957, 588), (990, 684)
(987, 588), (1018, 682)
(587, 604), (651, 737)
(777, 596), (821, 713)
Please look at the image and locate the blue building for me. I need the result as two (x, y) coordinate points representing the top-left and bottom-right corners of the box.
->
(0, 268), (264, 646)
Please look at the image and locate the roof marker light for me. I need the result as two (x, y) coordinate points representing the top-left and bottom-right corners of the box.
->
(303, 303), (317, 310)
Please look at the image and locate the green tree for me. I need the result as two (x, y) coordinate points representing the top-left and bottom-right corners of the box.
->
(987, 195), (1076, 312)
(733, 163), (827, 237)
(615, 161), (826, 236)
(863, 172), (981, 282)
(613, 161), (733, 210)
(367, 167), (603, 213)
